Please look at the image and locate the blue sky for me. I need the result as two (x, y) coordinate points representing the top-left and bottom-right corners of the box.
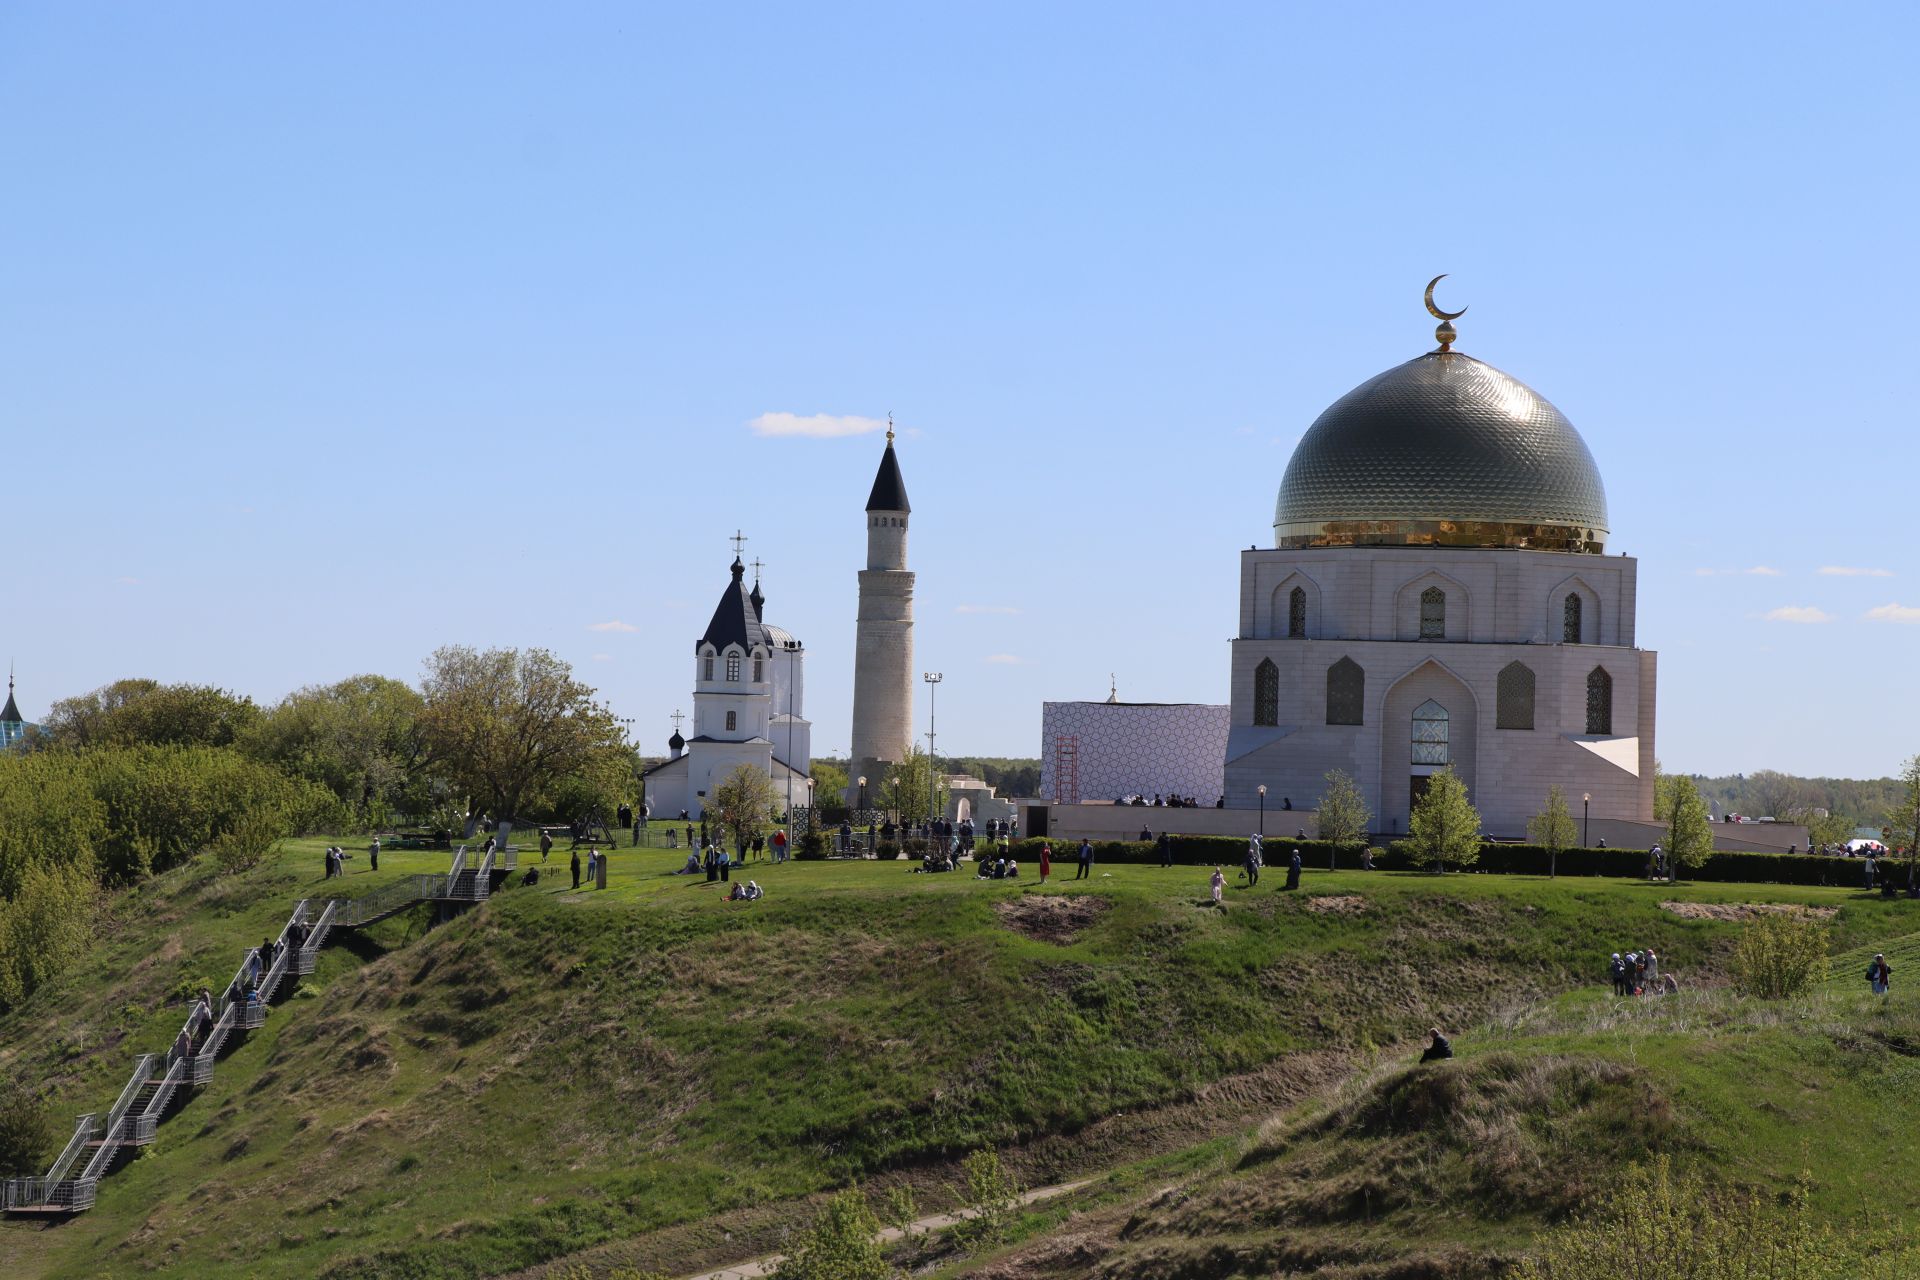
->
(3, 3), (1915, 778)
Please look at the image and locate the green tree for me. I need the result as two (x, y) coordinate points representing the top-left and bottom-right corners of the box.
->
(710, 763), (780, 852)
(810, 761), (849, 811)
(1316, 769), (1370, 870)
(40, 679), (260, 750)
(770, 1188), (896, 1280)
(882, 744), (946, 827)
(0, 861), (95, 1009)
(1527, 785), (1578, 878)
(1658, 774), (1714, 881)
(1405, 769), (1480, 873)
(0, 1082), (51, 1176)
(1783, 804), (1854, 853)
(417, 646), (626, 851)
(1732, 913), (1831, 999)
(1885, 754), (1920, 892)
(242, 674), (428, 826)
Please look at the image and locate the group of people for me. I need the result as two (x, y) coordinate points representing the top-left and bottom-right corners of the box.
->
(321, 845), (356, 878)
(1609, 949), (1671, 996)
(1119, 793), (1221, 809)
(725, 879), (764, 902)
(570, 846), (610, 889)
(975, 854), (1021, 880)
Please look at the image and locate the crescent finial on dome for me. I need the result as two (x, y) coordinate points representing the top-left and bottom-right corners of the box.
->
(1425, 274), (1467, 351)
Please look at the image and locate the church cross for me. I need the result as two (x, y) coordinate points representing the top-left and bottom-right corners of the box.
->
(730, 529), (749, 557)
(669, 709), (686, 734)
(750, 557), (766, 582)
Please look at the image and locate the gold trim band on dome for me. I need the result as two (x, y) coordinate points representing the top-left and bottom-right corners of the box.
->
(1274, 518), (1607, 554)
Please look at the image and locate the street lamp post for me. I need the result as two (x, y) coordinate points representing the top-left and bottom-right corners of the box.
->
(923, 672), (943, 827)
(1257, 784), (1267, 837)
(858, 776), (869, 852)
(1582, 792), (1591, 852)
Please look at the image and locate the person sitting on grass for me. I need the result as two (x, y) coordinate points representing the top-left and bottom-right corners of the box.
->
(677, 849), (701, 875)
(1005, 858), (1019, 878)
(1420, 1027), (1453, 1062)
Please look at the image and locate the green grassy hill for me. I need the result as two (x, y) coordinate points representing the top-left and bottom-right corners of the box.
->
(0, 840), (1912, 1278)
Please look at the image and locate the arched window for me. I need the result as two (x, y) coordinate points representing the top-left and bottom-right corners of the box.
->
(1288, 587), (1307, 638)
(1586, 666), (1613, 735)
(753, 656), (764, 682)
(725, 710), (737, 732)
(1411, 699), (1449, 765)
(1253, 659), (1280, 726)
(703, 656), (714, 681)
(726, 652), (742, 682)
(1419, 586), (1446, 640)
(1326, 657), (1364, 725)
(1496, 661), (1535, 730)
(1563, 593), (1583, 644)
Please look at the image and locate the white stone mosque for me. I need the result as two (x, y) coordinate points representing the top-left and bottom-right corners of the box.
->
(1043, 283), (1663, 840)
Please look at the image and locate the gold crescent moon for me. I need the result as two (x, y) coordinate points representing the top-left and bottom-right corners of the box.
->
(1425, 274), (1467, 322)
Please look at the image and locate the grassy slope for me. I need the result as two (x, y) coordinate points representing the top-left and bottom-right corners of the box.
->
(0, 841), (1912, 1279)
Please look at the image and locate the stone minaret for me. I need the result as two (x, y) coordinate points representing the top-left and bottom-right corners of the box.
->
(849, 429), (914, 799)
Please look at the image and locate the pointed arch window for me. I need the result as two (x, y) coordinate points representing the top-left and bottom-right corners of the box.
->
(1411, 699), (1450, 765)
(1563, 593), (1583, 644)
(1419, 587), (1446, 640)
(1326, 657), (1364, 726)
(1288, 587), (1307, 638)
(726, 652), (742, 682)
(1586, 666), (1613, 735)
(1496, 661), (1535, 730)
(1253, 659), (1280, 726)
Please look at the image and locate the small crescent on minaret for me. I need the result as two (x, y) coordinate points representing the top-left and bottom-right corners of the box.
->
(1424, 274), (1467, 322)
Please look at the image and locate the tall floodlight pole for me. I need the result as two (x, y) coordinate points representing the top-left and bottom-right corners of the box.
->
(923, 672), (943, 826)
(1258, 784), (1267, 837)
(1583, 792), (1591, 850)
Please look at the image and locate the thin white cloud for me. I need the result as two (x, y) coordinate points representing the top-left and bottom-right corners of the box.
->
(1694, 566), (1784, 577)
(1820, 566), (1894, 578)
(591, 653), (613, 662)
(589, 620), (638, 633)
(748, 412), (887, 439)
(1764, 606), (1832, 624)
(955, 604), (1021, 615)
(1746, 566), (1782, 576)
(983, 653), (1024, 665)
(1866, 603), (1920, 624)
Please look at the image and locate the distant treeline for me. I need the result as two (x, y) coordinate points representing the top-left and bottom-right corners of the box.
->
(1685, 770), (1903, 830)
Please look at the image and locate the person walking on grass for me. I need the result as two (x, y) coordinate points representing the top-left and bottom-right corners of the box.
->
(1210, 866), (1226, 907)
(1245, 833), (1263, 887)
(540, 829), (554, 863)
(570, 847), (581, 890)
(368, 836), (380, 872)
(1868, 953), (1892, 995)
(1039, 843), (1052, 884)
(1285, 848), (1302, 891)
(1076, 838), (1093, 880)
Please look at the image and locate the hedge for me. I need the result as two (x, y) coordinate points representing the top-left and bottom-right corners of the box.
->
(994, 836), (1894, 887)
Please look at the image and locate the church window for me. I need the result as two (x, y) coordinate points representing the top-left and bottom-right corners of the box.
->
(1563, 593), (1583, 643)
(1586, 666), (1613, 735)
(1497, 661), (1535, 730)
(726, 710), (737, 732)
(703, 656), (714, 681)
(1419, 587), (1446, 640)
(1288, 587), (1307, 638)
(1326, 657), (1364, 725)
(1411, 699), (1449, 765)
(753, 656), (764, 682)
(726, 653), (741, 682)
(1253, 659), (1279, 726)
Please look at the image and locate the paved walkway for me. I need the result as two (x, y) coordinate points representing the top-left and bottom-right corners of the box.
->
(678, 1179), (1093, 1280)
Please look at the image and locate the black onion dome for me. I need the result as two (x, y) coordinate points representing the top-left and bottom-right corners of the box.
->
(1274, 351), (1608, 553)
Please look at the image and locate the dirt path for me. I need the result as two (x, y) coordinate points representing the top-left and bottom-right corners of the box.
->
(676, 1180), (1093, 1280)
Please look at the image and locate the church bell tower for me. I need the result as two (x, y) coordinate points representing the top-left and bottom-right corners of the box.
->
(849, 427), (915, 799)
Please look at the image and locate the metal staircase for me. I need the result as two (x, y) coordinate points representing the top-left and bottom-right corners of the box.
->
(3, 847), (495, 1216)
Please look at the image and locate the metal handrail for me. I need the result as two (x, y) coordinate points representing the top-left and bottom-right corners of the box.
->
(99, 1055), (155, 1142)
(43, 1113), (96, 1184)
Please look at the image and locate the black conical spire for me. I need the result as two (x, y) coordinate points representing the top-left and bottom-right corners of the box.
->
(865, 434), (910, 513)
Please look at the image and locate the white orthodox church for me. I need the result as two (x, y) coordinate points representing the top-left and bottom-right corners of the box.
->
(640, 558), (813, 820)
(1223, 295), (1657, 836)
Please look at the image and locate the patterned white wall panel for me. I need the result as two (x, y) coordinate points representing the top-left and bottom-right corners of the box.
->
(1039, 702), (1230, 806)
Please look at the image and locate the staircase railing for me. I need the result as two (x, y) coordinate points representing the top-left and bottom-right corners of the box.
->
(77, 1055), (156, 1181)
(0, 1112), (99, 1211)
(476, 847), (496, 889)
(124, 1055), (187, 1144)
(296, 899), (338, 974)
(329, 874), (447, 928)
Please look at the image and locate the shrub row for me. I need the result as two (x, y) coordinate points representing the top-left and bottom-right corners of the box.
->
(1001, 836), (1889, 886)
